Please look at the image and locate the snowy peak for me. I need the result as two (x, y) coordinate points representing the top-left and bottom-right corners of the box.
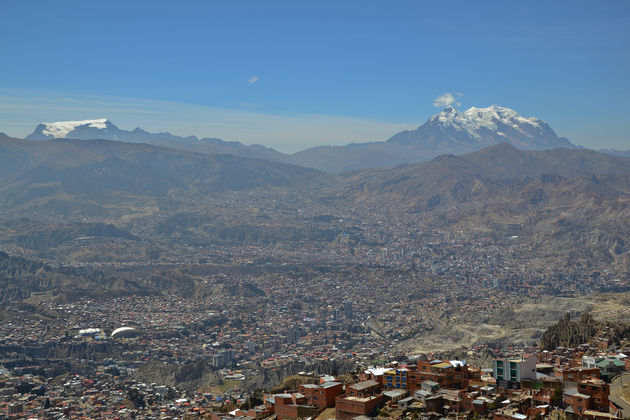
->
(40, 118), (109, 138)
(25, 118), (187, 143)
(463, 105), (543, 133)
(431, 105), (542, 135)
(26, 118), (118, 140)
(388, 105), (573, 151)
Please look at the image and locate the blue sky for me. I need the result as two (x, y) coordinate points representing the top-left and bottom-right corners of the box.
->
(1, 0), (629, 152)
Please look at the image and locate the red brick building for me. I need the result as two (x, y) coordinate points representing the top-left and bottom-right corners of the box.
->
(335, 394), (383, 420)
(561, 366), (600, 384)
(410, 360), (470, 390)
(526, 404), (550, 419)
(577, 377), (610, 412)
(345, 380), (381, 397)
(271, 393), (318, 420)
(564, 387), (591, 416)
(335, 380), (384, 420)
(369, 360), (471, 392)
(298, 381), (344, 409)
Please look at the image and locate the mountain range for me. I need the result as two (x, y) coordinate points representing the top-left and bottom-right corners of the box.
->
(23, 105), (578, 172)
(10, 105), (630, 273)
(0, 135), (330, 219)
(3, 131), (630, 229)
(339, 143), (630, 211)
(25, 118), (286, 162)
(335, 143), (630, 274)
(2, 130), (630, 283)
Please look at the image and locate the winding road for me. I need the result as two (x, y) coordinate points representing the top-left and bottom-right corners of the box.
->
(610, 373), (630, 418)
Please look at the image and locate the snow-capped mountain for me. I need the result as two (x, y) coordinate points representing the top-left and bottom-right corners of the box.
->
(26, 118), (110, 140)
(288, 105), (575, 172)
(24, 118), (286, 162)
(26, 118), (197, 142)
(21, 105), (576, 173)
(387, 105), (573, 151)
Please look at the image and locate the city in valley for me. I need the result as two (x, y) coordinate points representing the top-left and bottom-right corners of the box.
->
(1, 165), (630, 418)
(2, 1), (630, 419)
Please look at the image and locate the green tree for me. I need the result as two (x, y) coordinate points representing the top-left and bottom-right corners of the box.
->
(550, 384), (564, 407)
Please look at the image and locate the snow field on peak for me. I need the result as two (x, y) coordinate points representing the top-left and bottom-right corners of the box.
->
(431, 105), (543, 139)
(464, 106), (541, 130)
(41, 118), (108, 138)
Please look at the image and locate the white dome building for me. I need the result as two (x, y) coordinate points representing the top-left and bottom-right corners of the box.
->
(110, 327), (140, 338)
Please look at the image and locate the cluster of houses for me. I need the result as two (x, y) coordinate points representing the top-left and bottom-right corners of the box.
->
(242, 348), (629, 420)
(2, 345), (628, 418)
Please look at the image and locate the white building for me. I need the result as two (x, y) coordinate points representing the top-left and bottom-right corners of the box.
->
(493, 356), (536, 385)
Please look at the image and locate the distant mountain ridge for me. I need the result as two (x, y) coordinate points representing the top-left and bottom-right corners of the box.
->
(336, 143), (630, 275)
(22, 105), (577, 172)
(25, 118), (286, 162)
(0, 135), (331, 218)
(338, 143), (630, 206)
(291, 105), (575, 172)
(2, 135), (630, 278)
(600, 148), (630, 158)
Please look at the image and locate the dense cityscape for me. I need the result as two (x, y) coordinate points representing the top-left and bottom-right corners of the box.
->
(3, 1), (630, 419)
(2, 294), (630, 419)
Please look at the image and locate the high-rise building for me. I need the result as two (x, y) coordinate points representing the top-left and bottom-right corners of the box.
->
(343, 300), (353, 319)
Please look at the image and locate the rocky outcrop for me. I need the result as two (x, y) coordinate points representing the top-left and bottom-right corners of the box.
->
(539, 313), (598, 350)
(132, 360), (223, 391)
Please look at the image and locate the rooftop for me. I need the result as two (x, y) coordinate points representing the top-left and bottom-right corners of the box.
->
(564, 388), (590, 399)
(383, 390), (407, 398)
(342, 395), (381, 402)
(349, 380), (379, 391)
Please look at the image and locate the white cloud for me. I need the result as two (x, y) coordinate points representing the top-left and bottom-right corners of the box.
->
(248, 75), (259, 84)
(432, 93), (456, 108)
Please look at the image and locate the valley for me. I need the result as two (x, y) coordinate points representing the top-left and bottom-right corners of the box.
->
(1, 112), (630, 418)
